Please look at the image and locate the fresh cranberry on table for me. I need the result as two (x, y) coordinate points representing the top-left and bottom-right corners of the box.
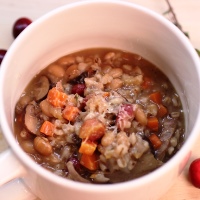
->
(13, 17), (32, 38)
(189, 158), (200, 188)
(0, 49), (7, 65)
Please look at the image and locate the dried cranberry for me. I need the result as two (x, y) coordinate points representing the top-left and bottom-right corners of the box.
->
(13, 17), (32, 38)
(189, 158), (200, 188)
(0, 49), (7, 65)
(71, 84), (86, 97)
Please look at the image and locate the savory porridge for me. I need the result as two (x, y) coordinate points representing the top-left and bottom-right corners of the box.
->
(14, 48), (185, 183)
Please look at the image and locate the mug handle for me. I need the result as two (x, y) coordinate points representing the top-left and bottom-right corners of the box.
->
(0, 149), (37, 199)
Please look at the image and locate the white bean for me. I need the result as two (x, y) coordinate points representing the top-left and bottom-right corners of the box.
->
(57, 56), (75, 66)
(101, 74), (113, 85)
(104, 52), (115, 60)
(108, 68), (123, 78)
(135, 107), (147, 126)
(78, 62), (89, 73)
(101, 65), (112, 74)
(65, 64), (81, 80)
(122, 64), (133, 72)
(48, 64), (65, 78)
(34, 136), (53, 156)
(109, 78), (123, 89)
(170, 137), (178, 147)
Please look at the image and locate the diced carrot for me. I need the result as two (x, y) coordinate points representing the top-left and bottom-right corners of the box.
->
(62, 104), (79, 122)
(141, 77), (154, 89)
(40, 121), (55, 136)
(147, 117), (159, 131)
(79, 139), (97, 156)
(149, 91), (162, 104)
(102, 92), (110, 98)
(149, 133), (162, 150)
(80, 153), (99, 171)
(79, 118), (105, 141)
(158, 104), (168, 117)
(47, 87), (68, 108)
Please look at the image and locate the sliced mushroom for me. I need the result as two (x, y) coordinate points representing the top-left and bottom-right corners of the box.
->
(155, 119), (177, 161)
(33, 76), (50, 101)
(25, 102), (41, 134)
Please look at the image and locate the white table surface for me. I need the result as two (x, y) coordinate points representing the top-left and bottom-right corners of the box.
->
(0, 0), (200, 199)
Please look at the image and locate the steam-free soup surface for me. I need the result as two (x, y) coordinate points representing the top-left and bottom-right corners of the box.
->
(14, 48), (185, 183)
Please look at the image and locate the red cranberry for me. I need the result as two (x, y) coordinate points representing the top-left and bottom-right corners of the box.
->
(0, 49), (7, 65)
(189, 158), (200, 188)
(71, 84), (86, 97)
(13, 17), (32, 38)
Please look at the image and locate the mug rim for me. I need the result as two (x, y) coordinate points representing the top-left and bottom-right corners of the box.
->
(1, 0), (200, 192)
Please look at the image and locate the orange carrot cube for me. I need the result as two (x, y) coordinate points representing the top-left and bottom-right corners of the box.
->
(149, 133), (162, 150)
(62, 104), (79, 122)
(40, 121), (55, 137)
(79, 118), (105, 141)
(47, 87), (67, 108)
(79, 139), (97, 156)
(158, 104), (168, 117)
(80, 153), (99, 171)
(147, 117), (159, 131)
(149, 92), (162, 104)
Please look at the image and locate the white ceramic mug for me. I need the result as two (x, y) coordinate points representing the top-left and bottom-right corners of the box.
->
(1, 0), (200, 200)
